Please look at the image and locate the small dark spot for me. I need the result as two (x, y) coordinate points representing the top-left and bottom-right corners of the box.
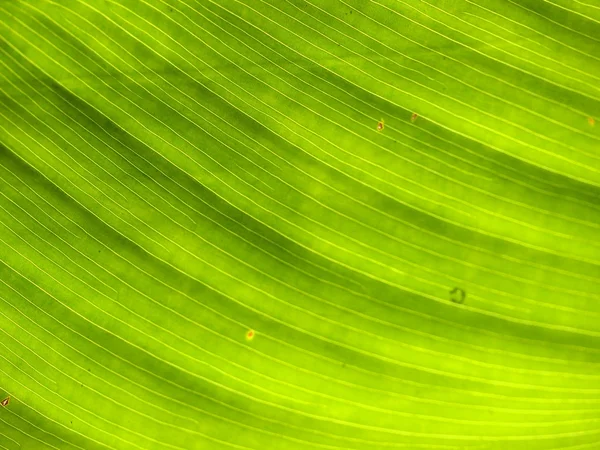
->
(411, 113), (418, 123)
(449, 287), (466, 304)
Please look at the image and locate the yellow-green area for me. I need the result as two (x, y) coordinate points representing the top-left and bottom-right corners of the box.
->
(0, 0), (599, 449)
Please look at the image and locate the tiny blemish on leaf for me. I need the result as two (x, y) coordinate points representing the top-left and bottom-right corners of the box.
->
(376, 120), (384, 131)
(449, 287), (466, 304)
(589, 117), (595, 126)
(246, 329), (255, 340)
(1, 397), (9, 407)
(411, 113), (418, 123)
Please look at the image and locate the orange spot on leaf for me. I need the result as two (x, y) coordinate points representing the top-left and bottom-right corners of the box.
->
(376, 120), (384, 131)
(246, 330), (255, 340)
(589, 117), (596, 126)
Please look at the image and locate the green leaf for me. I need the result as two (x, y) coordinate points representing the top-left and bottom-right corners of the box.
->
(1, 0), (599, 449)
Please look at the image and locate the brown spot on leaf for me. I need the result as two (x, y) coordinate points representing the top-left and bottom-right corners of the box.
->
(1, 397), (9, 407)
(377, 120), (384, 131)
(411, 113), (418, 123)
